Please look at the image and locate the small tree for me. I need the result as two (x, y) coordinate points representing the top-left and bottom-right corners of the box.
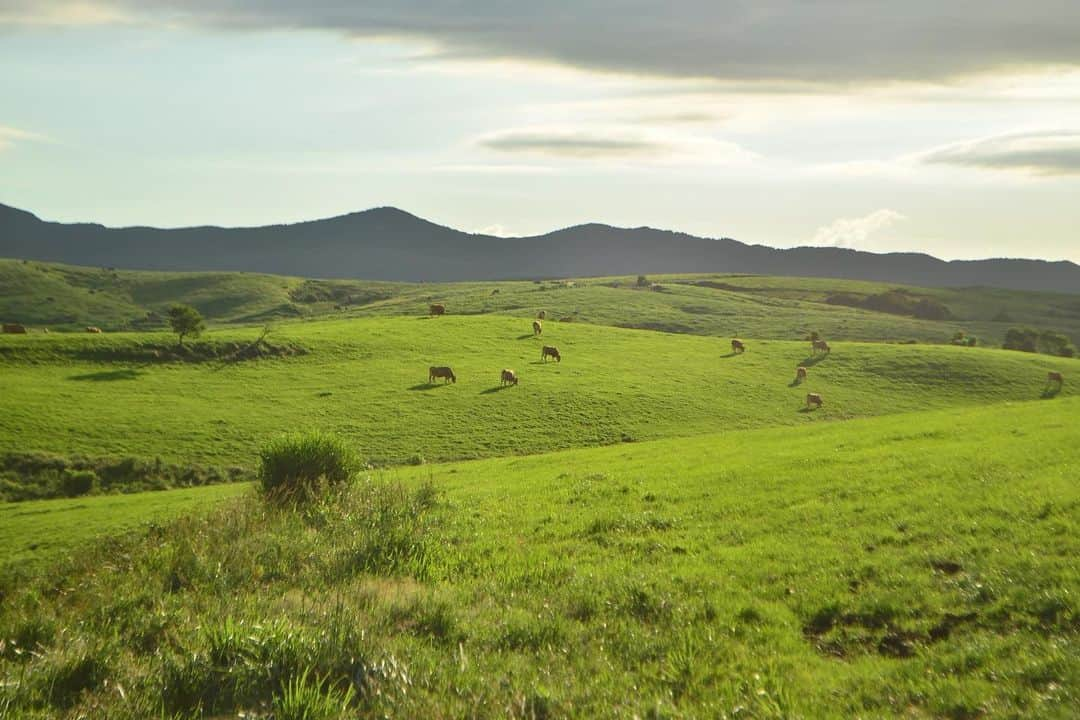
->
(168, 304), (205, 346)
(1003, 327), (1039, 353)
(636, 275), (649, 287)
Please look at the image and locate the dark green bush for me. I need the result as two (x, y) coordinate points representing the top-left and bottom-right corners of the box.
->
(259, 432), (361, 503)
(60, 469), (97, 497)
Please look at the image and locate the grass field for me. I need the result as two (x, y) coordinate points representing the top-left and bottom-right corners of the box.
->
(1, 315), (1073, 470)
(1, 399), (1076, 718)
(1, 263), (1077, 718)
(4, 258), (1080, 346)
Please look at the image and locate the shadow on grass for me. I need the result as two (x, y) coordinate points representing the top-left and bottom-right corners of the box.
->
(480, 385), (513, 395)
(516, 333), (536, 340)
(68, 368), (143, 382)
(1042, 385), (1063, 399)
(788, 378), (803, 388)
(408, 382), (447, 391)
(797, 406), (817, 413)
(801, 354), (829, 367)
(719, 352), (739, 359)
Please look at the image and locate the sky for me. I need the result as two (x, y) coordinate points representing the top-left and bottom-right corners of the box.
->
(1, 2), (1079, 262)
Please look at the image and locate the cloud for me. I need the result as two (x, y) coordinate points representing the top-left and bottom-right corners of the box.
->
(0, 1), (127, 25)
(922, 130), (1080, 176)
(479, 128), (664, 158)
(0, 125), (47, 152)
(811, 209), (906, 249)
(475, 124), (758, 168)
(4, 1), (1080, 85)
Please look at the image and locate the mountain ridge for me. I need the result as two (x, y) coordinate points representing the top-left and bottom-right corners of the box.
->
(2, 202), (1077, 293)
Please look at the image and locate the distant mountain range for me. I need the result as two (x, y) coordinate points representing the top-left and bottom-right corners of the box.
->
(2, 202), (1078, 293)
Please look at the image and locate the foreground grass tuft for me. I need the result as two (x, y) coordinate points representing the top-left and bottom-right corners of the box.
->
(259, 432), (362, 503)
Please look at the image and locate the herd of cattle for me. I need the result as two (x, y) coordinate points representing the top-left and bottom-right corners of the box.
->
(2, 307), (1069, 406)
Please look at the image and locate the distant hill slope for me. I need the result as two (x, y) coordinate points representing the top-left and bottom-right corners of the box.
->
(4, 260), (1080, 345)
(3, 202), (1078, 293)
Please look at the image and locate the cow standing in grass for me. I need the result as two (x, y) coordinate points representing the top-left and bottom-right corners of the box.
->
(795, 366), (808, 383)
(533, 320), (543, 336)
(501, 369), (519, 386)
(537, 310), (546, 319)
(429, 304), (445, 316)
(731, 338), (745, 354)
(429, 366), (456, 384)
(812, 339), (831, 354)
(806, 393), (824, 409)
(86, 326), (103, 334)
(541, 346), (561, 363)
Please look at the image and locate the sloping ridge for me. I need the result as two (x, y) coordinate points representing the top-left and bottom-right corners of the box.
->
(1, 202), (1077, 293)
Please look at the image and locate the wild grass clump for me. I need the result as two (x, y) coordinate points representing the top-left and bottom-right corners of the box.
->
(259, 431), (362, 503)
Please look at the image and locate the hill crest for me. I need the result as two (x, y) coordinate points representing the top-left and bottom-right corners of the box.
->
(2, 201), (1077, 293)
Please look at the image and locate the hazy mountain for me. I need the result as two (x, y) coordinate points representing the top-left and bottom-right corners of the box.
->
(2, 202), (1077, 293)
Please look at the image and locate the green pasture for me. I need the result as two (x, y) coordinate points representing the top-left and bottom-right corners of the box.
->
(0, 315), (1073, 470)
(1, 399), (1076, 717)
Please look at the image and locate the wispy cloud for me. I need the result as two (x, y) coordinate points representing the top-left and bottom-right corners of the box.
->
(811, 209), (906, 249)
(475, 124), (758, 168)
(0, 125), (48, 152)
(0, 1), (128, 25)
(922, 130), (1080, 176)
(479, 128), (663, 158)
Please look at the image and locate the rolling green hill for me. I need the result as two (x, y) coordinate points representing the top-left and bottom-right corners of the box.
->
(0, 315), (1073, 473)
(3, 259), (1079, 346)
(2, 399), (1076, 717)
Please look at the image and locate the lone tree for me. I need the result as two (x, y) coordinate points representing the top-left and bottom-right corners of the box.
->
(167, 304), (205, 346)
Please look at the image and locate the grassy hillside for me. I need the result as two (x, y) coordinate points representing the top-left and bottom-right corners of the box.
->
(0, 315), (1073, 471)
(4, 258), (1079, 346)
(0, 483), (248, 566)
(2, 400), (1076, 718)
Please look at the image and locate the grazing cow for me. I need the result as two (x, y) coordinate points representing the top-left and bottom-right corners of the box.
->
(731, 338), (745, 354)
(429, 366), (456, 384)
(501, 368), (519, 386)
(2, 323), (27, 334)
(429, 304), (446, 316)
(533, 320), (543, 336)
(86, 326), (103, 334)
(806, 393), (824, 409)
(541, 345), (561, 363)
(1047, 371), (1064, 387)
(796, 366), (808, 382)
(537, 310), (546, 319)
(491, 289), (500, 295)
(812, 339), (831, 354)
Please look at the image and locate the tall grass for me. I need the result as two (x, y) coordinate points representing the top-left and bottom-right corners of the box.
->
(259, 431), (361, 503)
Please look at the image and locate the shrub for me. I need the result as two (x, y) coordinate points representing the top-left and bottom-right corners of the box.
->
(259, 432), (361, 503)
(60, 469), (97, 497)
(1003, 327), (1039, 353)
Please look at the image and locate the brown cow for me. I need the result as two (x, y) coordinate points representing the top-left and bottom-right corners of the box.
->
(86, 326), (103, 334)
(533, 320), (543, 336)
(429, 366), (456, 384)
(537, 310), (546, 319)
(1047, 371), (1064, 387)
(796, 366), (808, 382)
(806, 393), (824, 409)
(501, 368), (519, 386)
(541, 345), (561, 363)
(2, 323), (27, 334)
(812, 339), (831, 354)
(731, 338), (745, 353)
(429, 304), (446, 316)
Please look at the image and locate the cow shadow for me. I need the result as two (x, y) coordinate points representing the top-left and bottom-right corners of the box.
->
(408, 382), (445, 391)
(69, 368), (143, 382)
(480, 385), (512, 395)
(788, 377), (803, 388)
(516, 333), (536, 340)
(719, 352), (739, 359)
(797, 406), (816, 413)
(801, 354), (829, 367)
(1041, 385), (1063, 399)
